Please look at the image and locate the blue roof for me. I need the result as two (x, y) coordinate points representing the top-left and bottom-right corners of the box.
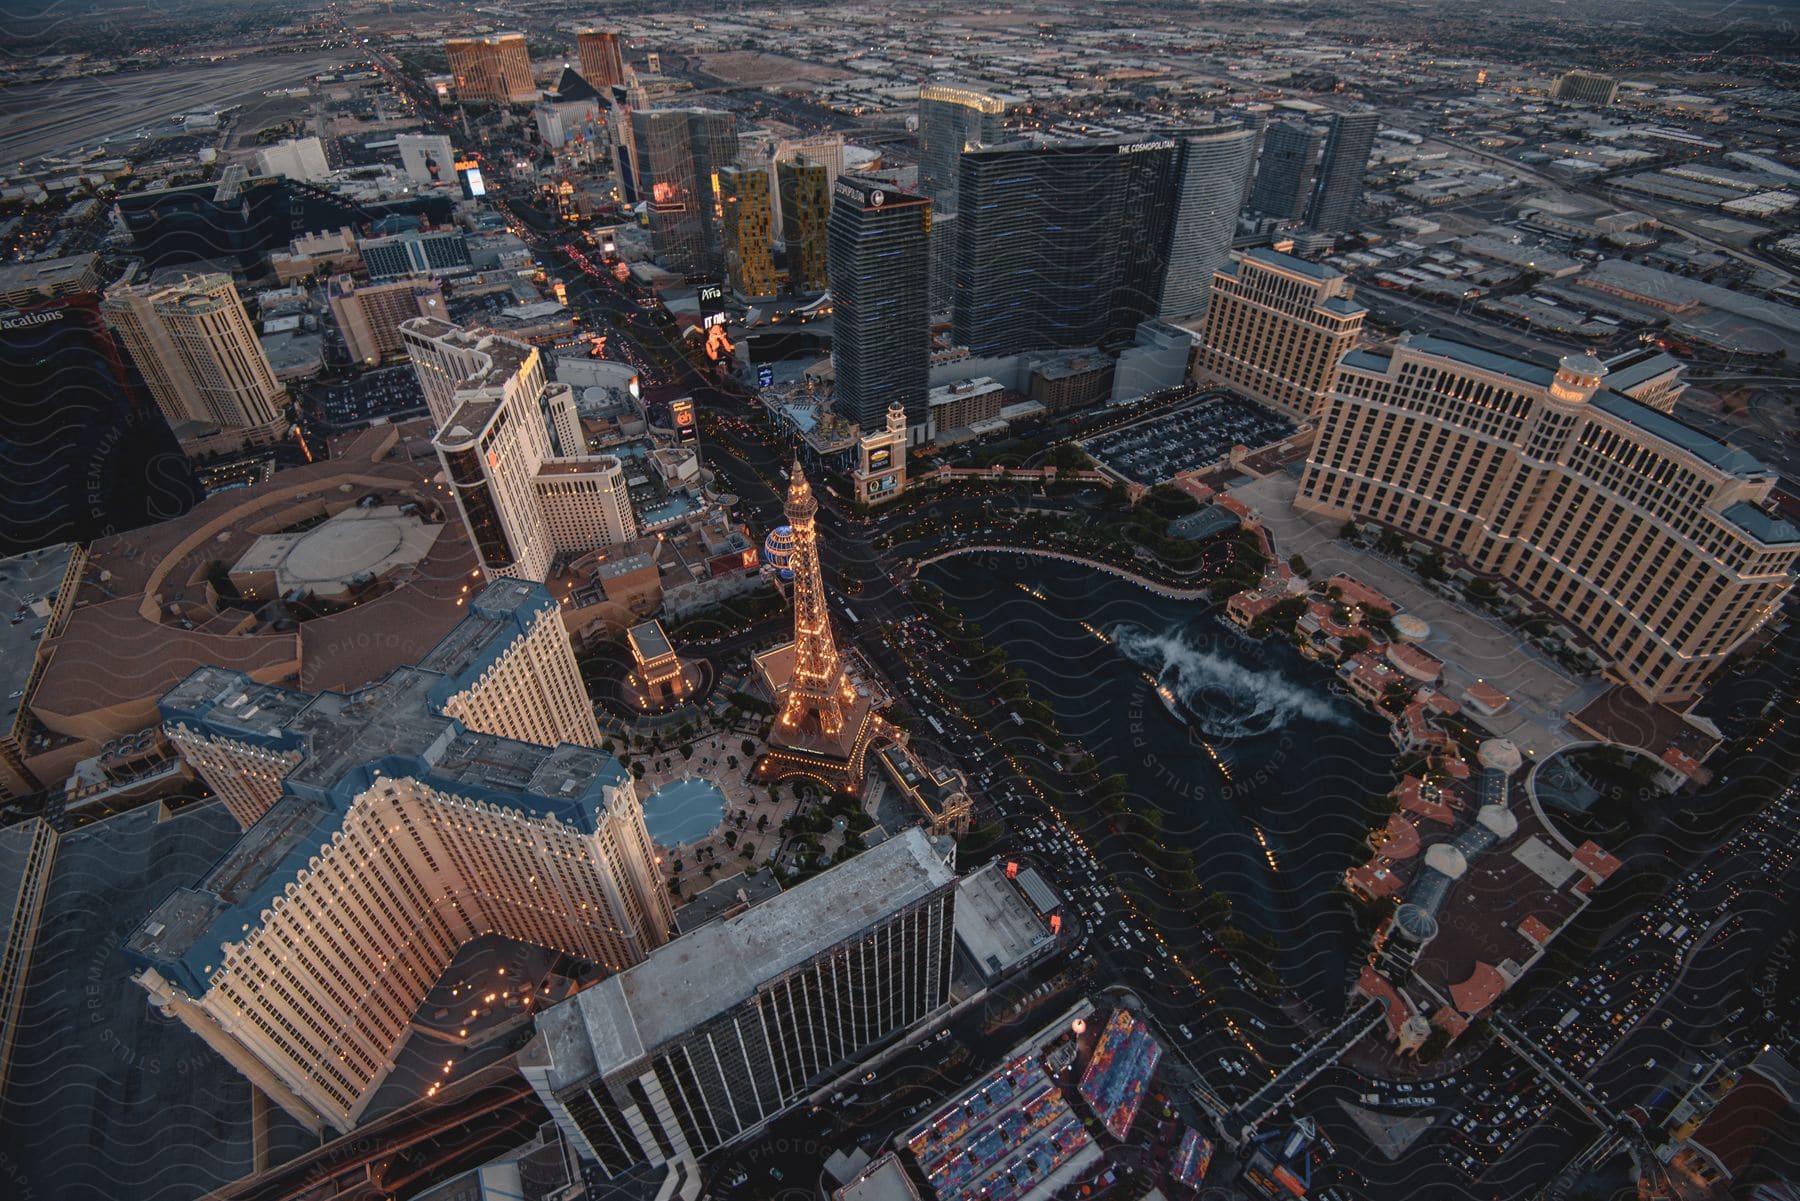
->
(1341, 348), (1392, 373)
(777, 401), (819, 434)
(1600, 350), (1682, 391)
(1403, 334), (1560, 387)
(1244, 246), (1339, 282)
(1722, 501), (1800, 545)
(639, 493), (697, 526)
(1386, 336), (1769, 477)
(1588, 390), (1767, 476)
(130, 581), (632, 996)
(1322, 295), (1367, 316)
(420, 580), (559, 711)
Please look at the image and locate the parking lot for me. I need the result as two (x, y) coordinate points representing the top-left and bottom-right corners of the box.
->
(1080, 394), (1295, 485)
(305, 365), (426, 429)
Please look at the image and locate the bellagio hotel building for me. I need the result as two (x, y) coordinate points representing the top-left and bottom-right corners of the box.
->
(126, 581), (675, 1133)
(1298, 335), (1799, 704)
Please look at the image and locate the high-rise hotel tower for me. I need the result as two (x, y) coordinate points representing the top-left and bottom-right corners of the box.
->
(102, 273), (288, 444)
(1298, 336), (1800, 703)
(917, 82), (1008, 312)
(445, 32), (537, 104)
(1198, 248), (1366, 419)
(128, 581), (672, 1133)
(828, 177), (931, 434)
(403, 318), (637, 581)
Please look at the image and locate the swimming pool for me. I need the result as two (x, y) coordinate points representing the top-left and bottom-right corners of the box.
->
(642, 777), (728, 846)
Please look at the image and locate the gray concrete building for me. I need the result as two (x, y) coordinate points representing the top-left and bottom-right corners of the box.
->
(521, 828), (957, 1176)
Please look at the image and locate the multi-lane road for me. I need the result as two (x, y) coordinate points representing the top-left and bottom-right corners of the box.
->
(375, 79), (1800, 1200)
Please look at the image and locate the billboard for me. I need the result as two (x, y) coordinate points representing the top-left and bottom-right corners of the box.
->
(703, 324), (735, 361)
(757, 364), (775, 388)
(868, 447), (891, 472)
(455, 159), (486, 197)
(671, 397), (697, 444)
(697, 282), (726, 329)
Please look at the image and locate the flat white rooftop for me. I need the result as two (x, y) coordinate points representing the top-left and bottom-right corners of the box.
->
(532, 827), (954, 1087)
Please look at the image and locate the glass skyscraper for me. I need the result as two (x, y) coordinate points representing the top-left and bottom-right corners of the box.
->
(952, 136), (1185, 357)
(1248, 121), (1324, 220)
(1306, 110), (1380, 233)
(718, 165), (778, 299)
(827, 177), (931, 434)
(1158, 126), (1258, 321)
(917, 82), (1007, 313)
(632, 108), (739, 278)
(777, 157), (831, 295)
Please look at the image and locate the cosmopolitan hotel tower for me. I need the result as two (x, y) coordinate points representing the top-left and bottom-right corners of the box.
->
(127, 581), (675, 1133)
(403, 317), (637, 582)
(1298, 336), (1800, 703)
(520, 827), (957, 1176)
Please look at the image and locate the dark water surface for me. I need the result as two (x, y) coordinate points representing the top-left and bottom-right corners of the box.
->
(925, 554), (1395, 999)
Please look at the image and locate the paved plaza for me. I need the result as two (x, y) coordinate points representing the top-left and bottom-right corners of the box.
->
(629, 725), (808, 896)
(1229, 472), (1607, 760)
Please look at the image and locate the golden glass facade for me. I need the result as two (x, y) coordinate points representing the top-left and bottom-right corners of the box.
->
(445, 33), (537, 105)
(718, 165), (778, 300)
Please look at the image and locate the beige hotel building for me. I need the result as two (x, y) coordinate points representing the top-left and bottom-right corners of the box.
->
(102, 273), (288, 445)
(1198, 247), (1366, 419)
(130, 581), (673, 1133)
(405, 317), (638, 582)
(328, 274), (445, 367)
(1298, 335), (1800, 703)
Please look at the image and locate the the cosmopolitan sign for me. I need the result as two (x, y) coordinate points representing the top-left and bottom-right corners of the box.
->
(834, 180), (884, 207)
(1117, 140), (1176, 154)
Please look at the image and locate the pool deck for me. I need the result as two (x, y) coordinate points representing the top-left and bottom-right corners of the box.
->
(643, 777), (729, 846)
(633, 729), (809, 895)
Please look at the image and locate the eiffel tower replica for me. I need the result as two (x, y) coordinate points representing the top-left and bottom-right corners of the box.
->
(754, 460), (877, 793)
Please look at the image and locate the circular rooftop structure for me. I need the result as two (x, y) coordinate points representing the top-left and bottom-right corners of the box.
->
(231, 506), (442, 602)
(1392, 613), (1430, 643)
(1392, 903), (1440, 944)
(1477, 805), (1519, 839)
(1478, 738), (1523, 774)
(1550, 353), (1609, 405)
(1424, 843), (1469, 879)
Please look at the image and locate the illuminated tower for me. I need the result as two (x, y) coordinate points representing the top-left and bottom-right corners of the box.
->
(754, 461), (877, 791)
(778, 460), (854, 736)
